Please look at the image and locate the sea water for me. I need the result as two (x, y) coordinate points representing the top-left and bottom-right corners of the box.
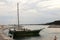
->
(4, 25), (60, 40)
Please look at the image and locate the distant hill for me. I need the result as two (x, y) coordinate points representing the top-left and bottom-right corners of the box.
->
(45, 20), (60, 25)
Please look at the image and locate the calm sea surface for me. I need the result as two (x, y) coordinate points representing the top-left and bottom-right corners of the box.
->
(4, 25), (60, 40)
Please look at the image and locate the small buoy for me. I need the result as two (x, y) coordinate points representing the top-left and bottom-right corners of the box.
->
(54, 36), (57, 40)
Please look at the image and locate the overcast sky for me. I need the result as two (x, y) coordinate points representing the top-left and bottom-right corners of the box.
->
(0, 0), (60, 24)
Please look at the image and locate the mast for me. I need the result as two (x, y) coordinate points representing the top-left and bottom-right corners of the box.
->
(17, 3), (19, 28)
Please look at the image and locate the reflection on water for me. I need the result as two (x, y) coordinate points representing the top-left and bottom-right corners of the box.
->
(14, 36), (41, 40)
(4, 25), (60, 40)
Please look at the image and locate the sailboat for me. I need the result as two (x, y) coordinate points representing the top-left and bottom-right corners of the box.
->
(9, 3), (44, 39)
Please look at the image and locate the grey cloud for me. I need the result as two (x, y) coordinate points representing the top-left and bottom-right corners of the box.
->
(0, 0), (60, 24)
(0, 0), (8, 3)
(18, 0), (60, 24)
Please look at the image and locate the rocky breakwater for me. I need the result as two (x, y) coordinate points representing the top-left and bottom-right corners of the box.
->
(0, 25), (13, 40)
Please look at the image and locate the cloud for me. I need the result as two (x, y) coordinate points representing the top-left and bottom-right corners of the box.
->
(0, 0), (60, 24)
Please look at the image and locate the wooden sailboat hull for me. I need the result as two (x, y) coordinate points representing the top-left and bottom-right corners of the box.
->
(9, 28), (44, 39)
